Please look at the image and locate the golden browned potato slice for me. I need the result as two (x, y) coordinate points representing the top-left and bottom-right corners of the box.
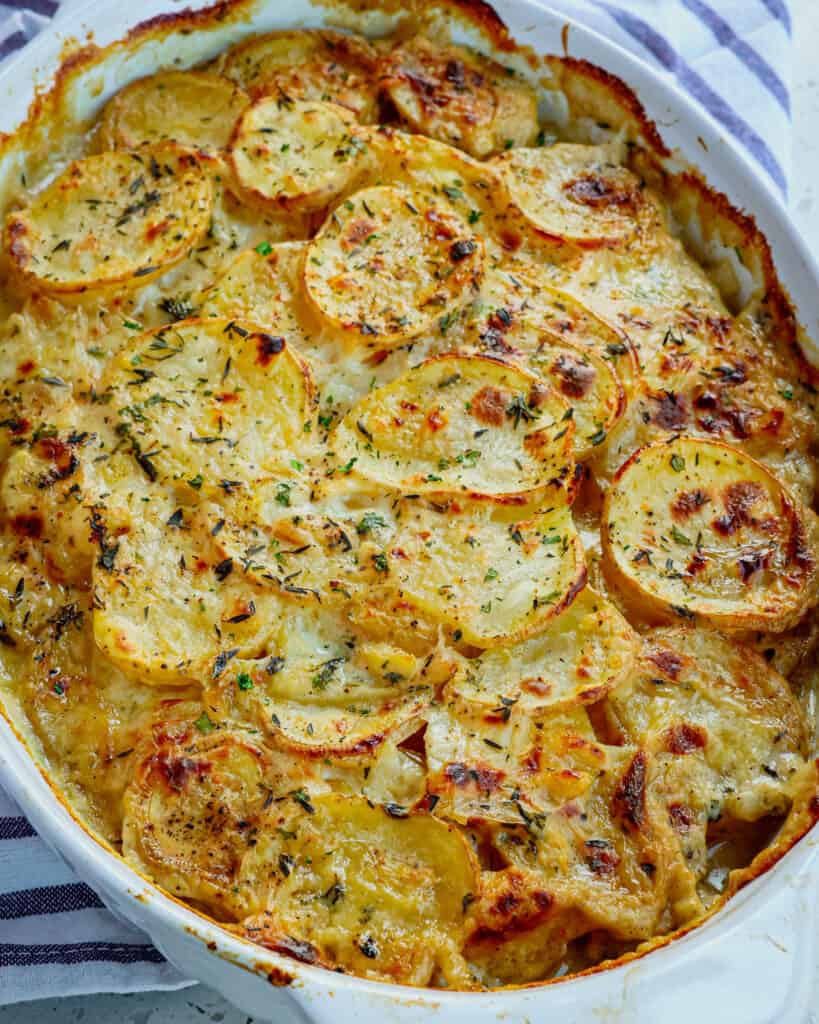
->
(463, 867), (590, 985)
(330, 354), (574, 502)
(206, 604), (437, 756)
(598, 308), (819, 504)
(22, 648), (198, 839)
(228, 98), (373, 214)
(467, 327), (626, 461)
(450, 587), (637, 715)
(602, 437), (819, 630)
(527, 340), (625, 459)
(98, 71), (249, 152)
(196, 241), (311, 336)
(609, 627), (808, 821)
(0, 434), (99, 586)
(477, 746), (686, 951)
(425, 704), (608, 824)
(100, 317), (313, 495)
(465, 263), (640, 395)
(203, 507), (380, 603)
(648, 751), (711, 918)
(601, 383), (818, 511)
(123, 715), (305, 919)
(624, 304), (720, 394)
(217, 29), (379, 121)
(5, 144), (213, 294)
(366, 501), (585, 648)
(91, 494), (282, 685)
(378, 130), (501, 229)
(493, 143), (644, 248)
(304, 185), (483, 346)
(0, 530), (73, 646)
(234, 793), (478, 986)
(379, 35), (538, 158)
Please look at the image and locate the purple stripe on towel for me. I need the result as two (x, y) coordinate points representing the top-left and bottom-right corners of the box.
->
(682, 0), (789, 113)
(590, 0), (787, 195)
(9, 0), (58, 17)
(0, 942), (166, 967)
(0, 816), (37, 840)
(759, 0), (792, 35)
(0, 29), (27, 61)
(0, 882), (103, 919)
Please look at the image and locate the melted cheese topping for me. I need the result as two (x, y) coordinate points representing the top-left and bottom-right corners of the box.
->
(1, 24), (818, 992)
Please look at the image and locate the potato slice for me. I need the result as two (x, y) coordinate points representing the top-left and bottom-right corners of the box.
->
(98, 71), (249, 152)
(493, 143), (643, 247)
(599, 309), (819, 504)
(203, 507), (379, 604)
(330, 354), (574, 502)
(379, 35), (538, 158)
(740, 612), (819, 678)
(464, 263), (639, 394)
(621, 304), (719, 394)
(196, 242), (311, 337)
(304, 185), (483, 345)
(217, 29), (379, 121)
(490, 746), (686, 940)
(426, 703), (608, 825)
(6, 144), (213, 294)
(602, 437), (819, 630)
(526, 340), (625, 459)
(206, 605), (436, 756)
(23, 647), (198, 839)
(451, 587), (637, 715)
(1, 434), (100, 585)
(464, 867), (590, 985)
(100, 317), (313, 494)
(123, 715), (305, 919)
(369, 501), (585, 648)
(0, 530), (73, 646)
(379, 130), (501, 226)
(601, 378), (819, 509)
(609, 627), (808, 821)
(353, 728), (427, 808)
(285, 721), (429, 809)
(466, 327), (626, 460)
(92, 494), (280, 685)
(229, 98), (373, 214)
(234, 793), (478, 986)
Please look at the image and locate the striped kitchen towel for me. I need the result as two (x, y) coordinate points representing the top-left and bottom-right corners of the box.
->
(553, 0), (793, 196)
(0, 789), (189, 1002)
(0, 0), (794, 1004)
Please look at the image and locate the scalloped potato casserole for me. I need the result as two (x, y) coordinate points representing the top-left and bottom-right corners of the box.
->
(2, 5), (819, 991)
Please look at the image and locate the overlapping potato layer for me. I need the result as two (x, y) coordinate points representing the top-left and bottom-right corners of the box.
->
(1, 23), (818, 992)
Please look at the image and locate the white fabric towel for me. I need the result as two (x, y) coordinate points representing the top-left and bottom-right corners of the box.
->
(0, 0), (794, 1005)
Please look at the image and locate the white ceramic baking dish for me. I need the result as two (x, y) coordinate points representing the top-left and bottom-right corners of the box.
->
(1, 0), (819, 1020)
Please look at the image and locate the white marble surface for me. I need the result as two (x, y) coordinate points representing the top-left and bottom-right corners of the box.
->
(1, 2), (818, 1021)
